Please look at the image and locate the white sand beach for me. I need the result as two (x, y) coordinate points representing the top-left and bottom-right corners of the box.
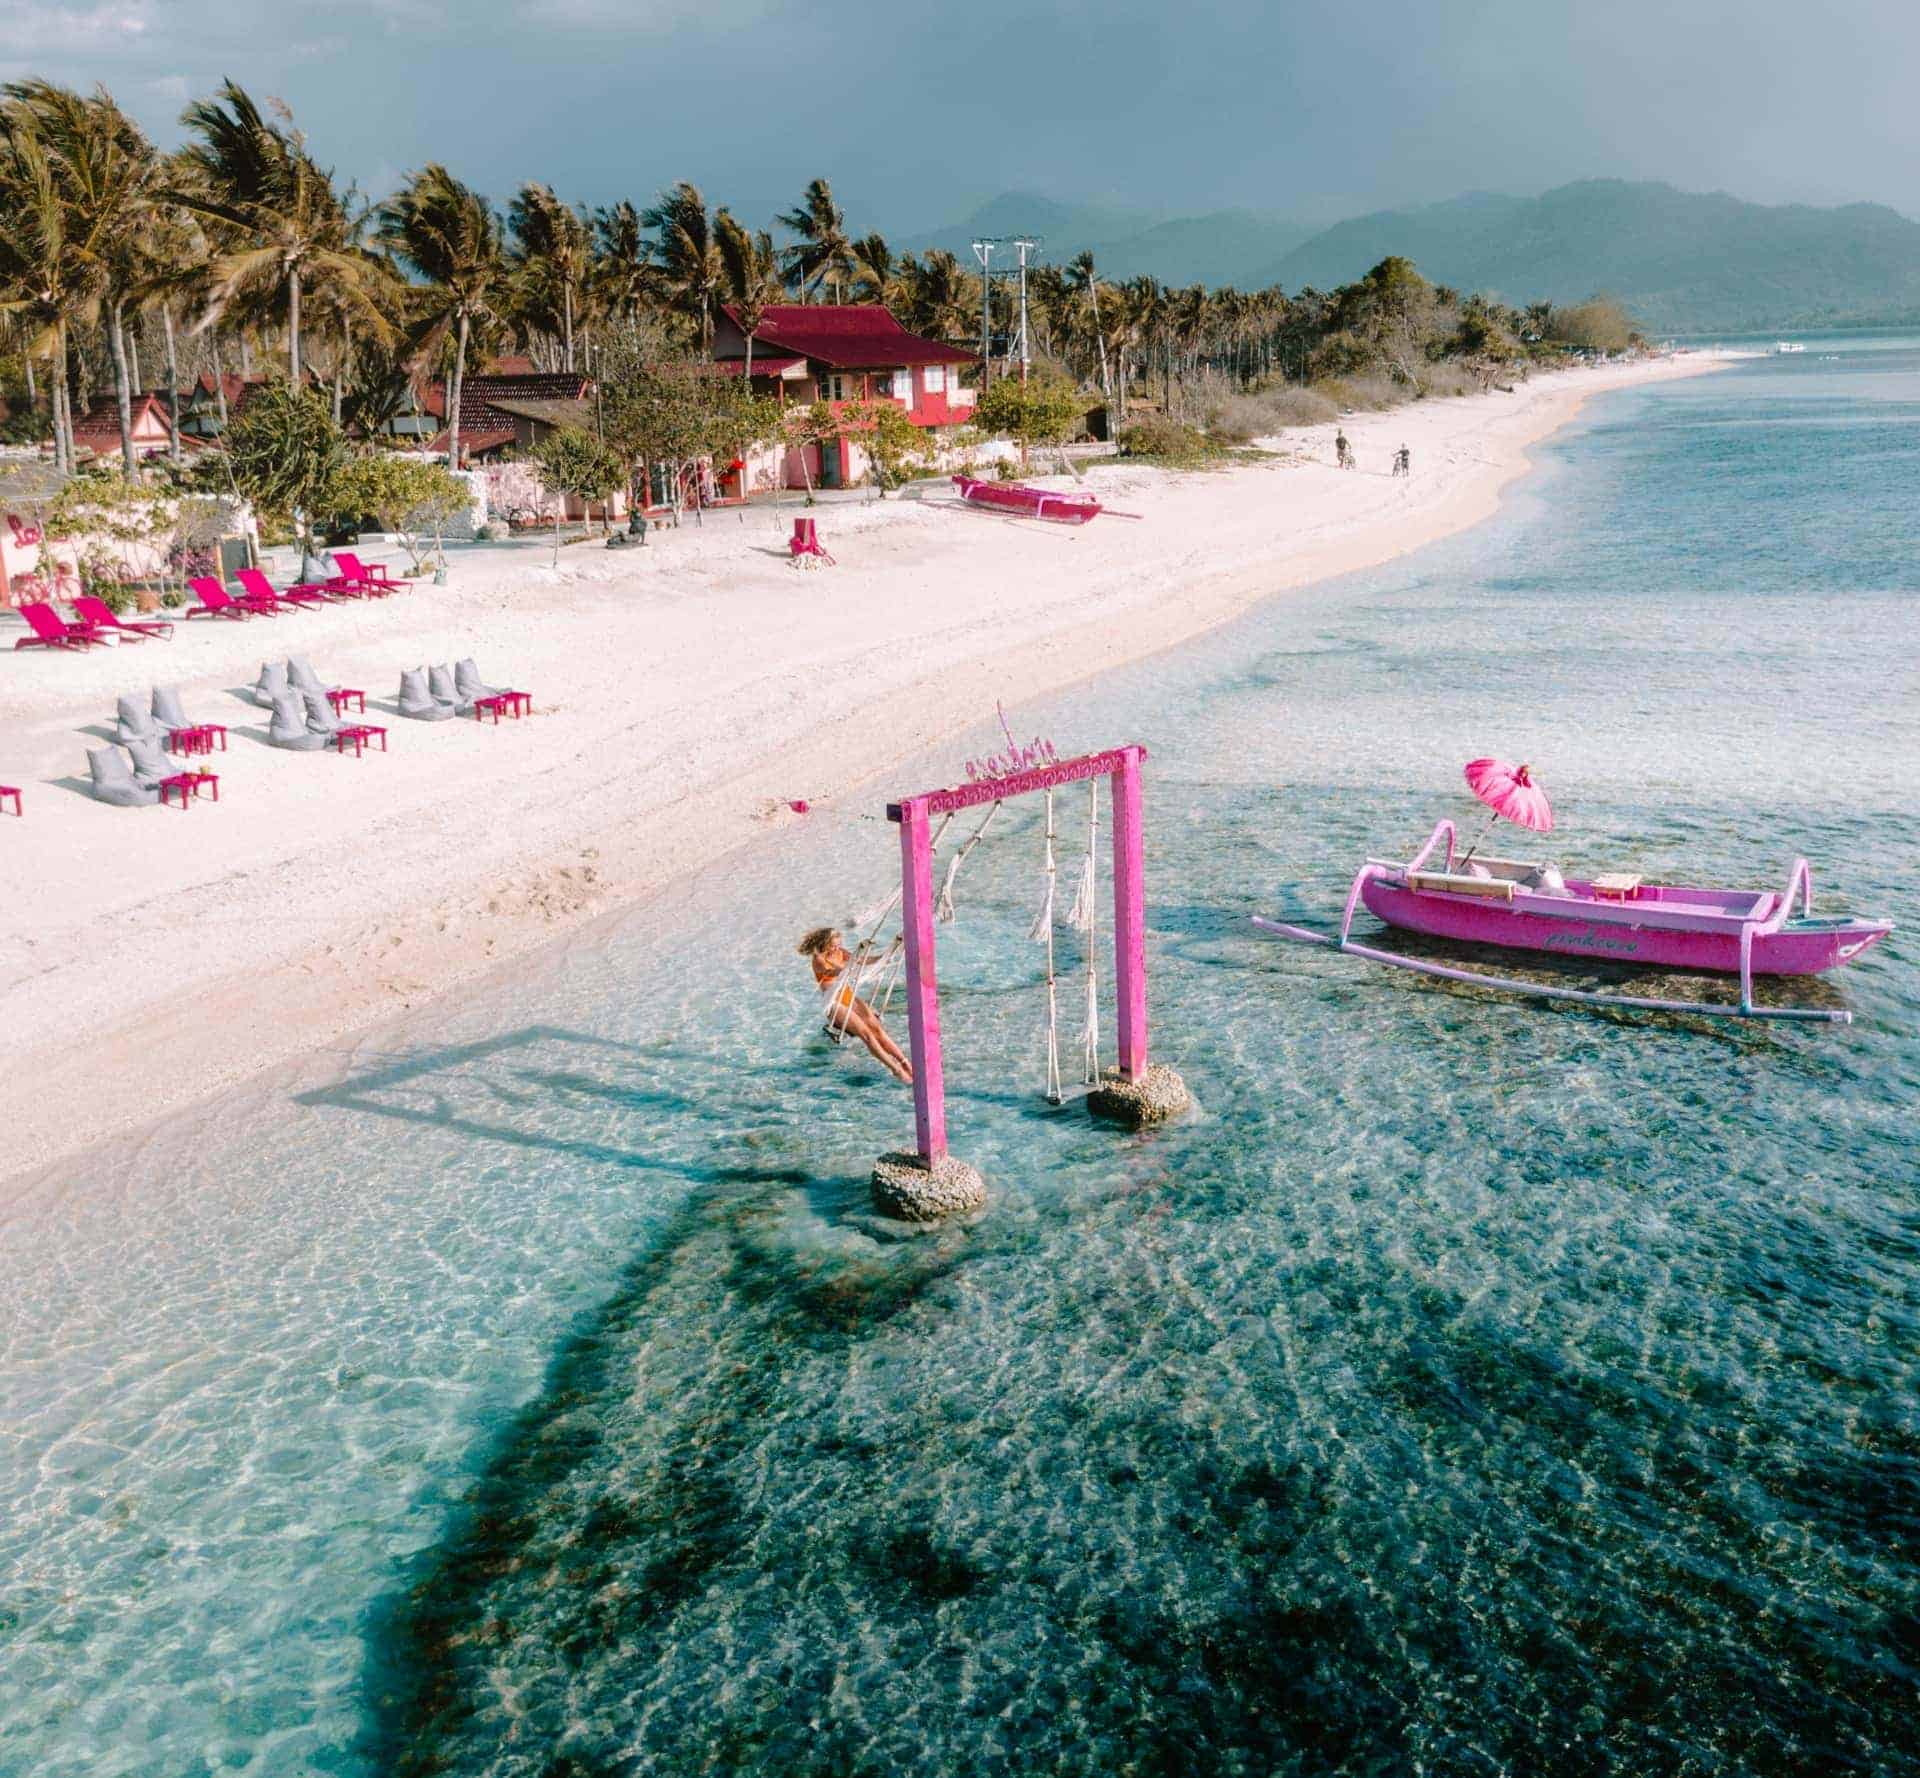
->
(0, 353), (1725, 1190)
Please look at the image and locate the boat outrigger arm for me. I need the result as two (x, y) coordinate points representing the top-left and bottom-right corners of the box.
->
(1253, 821), (1855, 1024)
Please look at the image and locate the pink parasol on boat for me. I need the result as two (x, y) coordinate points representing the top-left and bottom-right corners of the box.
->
(1463, 758), (1552, 832)
(1458, 758), (1551, 867)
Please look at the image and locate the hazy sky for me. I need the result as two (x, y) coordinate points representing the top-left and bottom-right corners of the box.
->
(7, 0), (1916, 234)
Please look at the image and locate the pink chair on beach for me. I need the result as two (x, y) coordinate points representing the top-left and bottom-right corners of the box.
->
(188, 577), (263, 619)
(73, 595), (173, 642)
(237, 567), (335, 610)
(0, 785), (20, 816)
(14, 600), (106, 650)
(327, 551), (406, 596)
(789, 517), (835, 567)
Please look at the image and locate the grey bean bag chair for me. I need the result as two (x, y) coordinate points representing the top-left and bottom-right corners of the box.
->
(399, 667), (455, 721)
(122, 734), (175, 787)
(253, 661), (290, 708)
(267, 690), (331, 751)
(287, 655), (334, 698)
(152, 684), (192, 734)
(301, 689), (341, 736)
(427, 663), (468, 714)
(88, 745), (160, 807)
(115, 692), (165, 748)
(454, 658), (502, 702)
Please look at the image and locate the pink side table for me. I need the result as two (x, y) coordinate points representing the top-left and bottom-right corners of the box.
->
(326, 688), (366, 715)
(333, 724), (388, 758)
(158, 771), (219, 810)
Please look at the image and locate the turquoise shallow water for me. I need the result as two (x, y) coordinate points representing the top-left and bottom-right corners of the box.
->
(2, 345), (1916, 1775)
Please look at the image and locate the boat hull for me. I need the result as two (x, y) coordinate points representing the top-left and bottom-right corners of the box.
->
(952, 475), (1101, 524)
(1360, 878), (1889, 977)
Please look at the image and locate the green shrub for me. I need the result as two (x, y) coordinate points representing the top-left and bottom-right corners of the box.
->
(1117, 414), (1220, 465)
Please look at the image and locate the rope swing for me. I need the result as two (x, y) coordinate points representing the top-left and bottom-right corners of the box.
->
(1070, 781), (1100, 1085)
(938, 802), (1001, 923)
(1030, 790), (1063, 1104)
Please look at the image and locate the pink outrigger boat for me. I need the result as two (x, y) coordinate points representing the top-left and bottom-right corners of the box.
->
(1255, 818), (1891, 1024)
(952, 474), (1104, 524)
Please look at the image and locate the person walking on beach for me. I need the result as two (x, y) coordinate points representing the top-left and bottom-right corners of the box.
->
(1393, 445), (1411, 477)
(799, 927), (914, 1083)
(1335, 429), (1353, 470)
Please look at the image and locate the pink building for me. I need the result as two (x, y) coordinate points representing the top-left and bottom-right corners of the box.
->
(711, 304), (978, 489)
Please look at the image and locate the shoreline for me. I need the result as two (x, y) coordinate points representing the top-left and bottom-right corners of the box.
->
(0, 353), (1729, 1193)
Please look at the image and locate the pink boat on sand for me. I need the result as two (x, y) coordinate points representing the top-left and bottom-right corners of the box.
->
(1254, 818), (1892, 1024)
(952, 474), (1104, 524)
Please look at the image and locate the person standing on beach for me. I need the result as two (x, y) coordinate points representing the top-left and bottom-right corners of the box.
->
(1393, 445), (1411, 477)
(1335, 429), (1353, 470)
(799, 927), (914, 1083)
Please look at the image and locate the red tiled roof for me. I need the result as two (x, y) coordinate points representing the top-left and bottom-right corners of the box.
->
(707, 355), (805, 378)
(424, 427), (517, 459)
(442, 372), (593, 437)
(721, 304), (976, 370)
(72, 392), (175, 446)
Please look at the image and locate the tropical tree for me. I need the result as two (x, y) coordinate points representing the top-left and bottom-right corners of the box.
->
(1069, 250), (1112, 416)
(378, 163), (507, 467)
(849, 232), (900, 306)
(716, 209), (780, 385)
(898, 249), (978, 345)
(0, 100), (94, 469)
(974, 370), (1085, 465)
(842, 398), (930, 495)
(778, 177), (854, 304)
(509, 182), (592, 371)
(640, 181), (724, 352)
(602, 361), (776, 521)
(324, 452), (468, 572)
(592, 199), (657, 332)
(224, 379), (343, 574)
(4, 81), (156, 474)
(173, 80), (381, 383)
(525, 425), (625, 559)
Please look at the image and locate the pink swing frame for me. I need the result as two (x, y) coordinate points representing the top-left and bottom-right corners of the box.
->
(886, 744), (1151, 1163)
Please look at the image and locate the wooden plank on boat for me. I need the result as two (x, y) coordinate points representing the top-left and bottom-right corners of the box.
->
(1592, 873), (1643, 899)
(1406, 870), (1516, 901)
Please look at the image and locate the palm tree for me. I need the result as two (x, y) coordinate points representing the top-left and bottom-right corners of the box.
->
(716, 209), (781, 385)
(377, 164), (506, 467)
(778, 178), (854, 304)
(849, 232), (900, 306)
(1069, 251), (1113, 417)
(173, 80), (380, 382)
(0, 103), (96, 470)
(6, 80), (156, 474)
(640, 181), (724, 351)
(898, 249), (977, 344)
(592, 200), (657, 332)
(509, 182), (592, 371)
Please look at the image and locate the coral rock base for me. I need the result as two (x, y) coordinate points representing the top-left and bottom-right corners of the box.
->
(870, 1152), (988, 1222)
(1087, 1064), (1192, 1127)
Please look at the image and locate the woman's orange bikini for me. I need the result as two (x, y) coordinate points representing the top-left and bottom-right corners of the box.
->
(798, 927), (914, 1083)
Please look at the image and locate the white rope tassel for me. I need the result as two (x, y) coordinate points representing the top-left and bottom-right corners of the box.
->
(1032, 791), (1062, 1103)
(938, 803), (999, 923)
(1077, 782), (1100, 1084)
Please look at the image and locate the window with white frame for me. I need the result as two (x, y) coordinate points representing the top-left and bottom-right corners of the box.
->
(924, 365), (945, 394)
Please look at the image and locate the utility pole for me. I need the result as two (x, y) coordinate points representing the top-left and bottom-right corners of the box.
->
(970, 238), (999, 387)
(1010, 237), (1040, 385)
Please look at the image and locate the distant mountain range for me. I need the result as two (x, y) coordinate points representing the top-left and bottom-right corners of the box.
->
(902, 181), (1920, 334)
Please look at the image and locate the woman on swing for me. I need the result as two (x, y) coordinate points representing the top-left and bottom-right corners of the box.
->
(798, 927), (914, 1083)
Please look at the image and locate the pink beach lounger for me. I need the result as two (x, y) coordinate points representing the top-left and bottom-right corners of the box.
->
(236, 567), (335, 610)
(73, 595), (173, 642)
(188, 578), (263, 620)
(14, 601), (107, 650)
(327, 551), (406, 595)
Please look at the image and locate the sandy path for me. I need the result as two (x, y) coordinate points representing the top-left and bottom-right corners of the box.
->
(0, 354), (1727, 1190)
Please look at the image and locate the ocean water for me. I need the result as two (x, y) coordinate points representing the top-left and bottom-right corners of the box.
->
(2, 343), (1916, 1776)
